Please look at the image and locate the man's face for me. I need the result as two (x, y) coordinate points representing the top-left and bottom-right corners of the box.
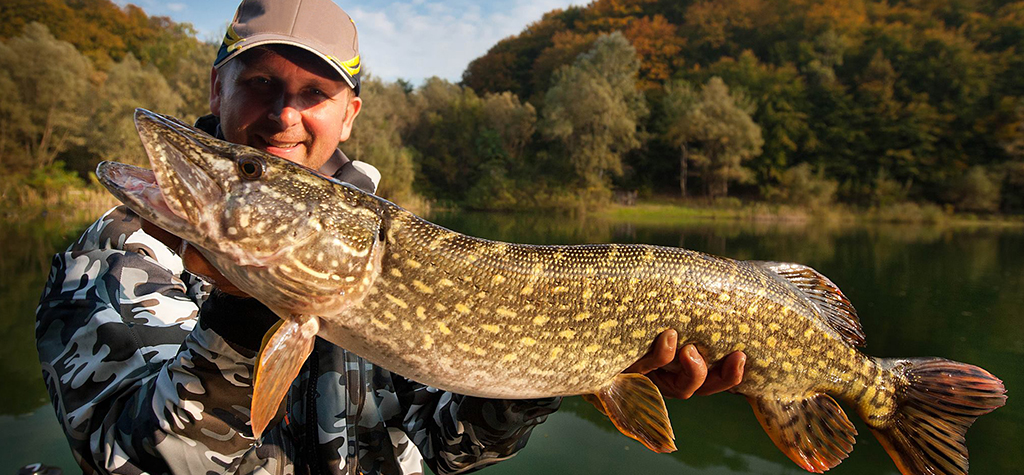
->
(210, 46), (361, 170)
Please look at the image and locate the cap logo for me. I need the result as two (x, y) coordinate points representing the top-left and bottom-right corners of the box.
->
(223, 25), (246, 53)
(330, 54), (361, 77)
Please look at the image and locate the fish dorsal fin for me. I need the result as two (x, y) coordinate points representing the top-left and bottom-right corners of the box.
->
(746, 393), (858, 473)
(754, 261), (866, 347)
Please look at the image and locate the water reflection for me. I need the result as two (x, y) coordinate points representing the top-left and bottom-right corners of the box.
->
(431, 212), (1023, 475)
(0, 220), (85, 417)
(2, 212), (1021, 474)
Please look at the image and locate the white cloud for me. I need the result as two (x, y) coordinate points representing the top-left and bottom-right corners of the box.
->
(348, 0), (582, 85)
(167, 3), (187, 12)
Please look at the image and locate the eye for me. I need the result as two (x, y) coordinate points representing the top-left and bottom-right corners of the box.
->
(237, 156), (265, 180)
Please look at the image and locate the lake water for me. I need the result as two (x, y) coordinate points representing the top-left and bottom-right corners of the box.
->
(2, 211), (1021, 474)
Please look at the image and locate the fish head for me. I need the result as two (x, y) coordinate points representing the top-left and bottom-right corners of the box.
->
(97, 109), (384, 313)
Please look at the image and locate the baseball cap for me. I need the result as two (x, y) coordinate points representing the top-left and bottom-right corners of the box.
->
(214, 0), (361, 95)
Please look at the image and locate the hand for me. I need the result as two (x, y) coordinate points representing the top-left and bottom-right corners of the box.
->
(141, 219), (250, 297)
(625, 329), (745, 399)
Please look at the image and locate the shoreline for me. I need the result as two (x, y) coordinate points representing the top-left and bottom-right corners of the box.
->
(595, 200), (1024, 228)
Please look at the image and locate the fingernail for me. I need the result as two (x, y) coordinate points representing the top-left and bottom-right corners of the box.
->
(685, 345), (700, 364)
(666, 331), (677, 349)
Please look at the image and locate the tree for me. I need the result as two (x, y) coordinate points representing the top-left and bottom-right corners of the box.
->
(86, 53), (183, 167)
(622, 15), (685, 90)
(0, 23), (92, 172)
(157, 38), (219, 122)
(662, 77), (764, 197)
(703, 51), (812, 186)
(342, 77), (416, 203)
(481, 92), (537, 161)
(540, 32), (647, 201)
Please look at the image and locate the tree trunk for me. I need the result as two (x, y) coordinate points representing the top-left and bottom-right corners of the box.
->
(679, 144), (688, 198)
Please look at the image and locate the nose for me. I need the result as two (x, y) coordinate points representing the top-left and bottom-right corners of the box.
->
(268, 95), (302, 129)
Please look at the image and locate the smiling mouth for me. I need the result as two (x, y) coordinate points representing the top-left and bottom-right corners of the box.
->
(258, 136), (306, 150)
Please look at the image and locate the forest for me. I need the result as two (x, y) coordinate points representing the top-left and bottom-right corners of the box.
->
(3, 0), (1023, 216)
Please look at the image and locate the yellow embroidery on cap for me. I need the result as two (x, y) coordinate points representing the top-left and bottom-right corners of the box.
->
(224, 25), (246, 53)
(330, 54), (361, 76)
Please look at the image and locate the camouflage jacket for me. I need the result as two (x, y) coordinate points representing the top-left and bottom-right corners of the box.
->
(36, 143), (559, 474)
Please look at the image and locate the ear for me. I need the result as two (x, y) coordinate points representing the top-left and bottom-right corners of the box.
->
(209, 67), (223, 116)
(338, 93), (362, 142)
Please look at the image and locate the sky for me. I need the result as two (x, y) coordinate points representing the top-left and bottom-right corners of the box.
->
(114, 0), (584, 85)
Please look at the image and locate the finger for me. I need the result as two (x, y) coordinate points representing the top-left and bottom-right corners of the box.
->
(624, 330), (677, 374)
(670, 344), (708, 399)
(181, 245), (249, 297)
(695, 351), (746, 396)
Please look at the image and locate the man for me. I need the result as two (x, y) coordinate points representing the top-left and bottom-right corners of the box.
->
(36, 0), (744, 474)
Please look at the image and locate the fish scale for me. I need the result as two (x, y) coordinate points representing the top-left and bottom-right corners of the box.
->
(343, 217), (844, 400)
(96, 109), (1006, 475)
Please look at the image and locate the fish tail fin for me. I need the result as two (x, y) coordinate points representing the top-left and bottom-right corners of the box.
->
(746, 393), (857, 473)
(251, 314), (319, 440)
(870, 357), (1006, 475)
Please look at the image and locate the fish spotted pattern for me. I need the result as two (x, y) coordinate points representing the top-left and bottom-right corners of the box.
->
(95, 109), (1006, 475)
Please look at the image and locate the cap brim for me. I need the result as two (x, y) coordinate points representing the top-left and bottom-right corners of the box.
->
(214, 34), (359, 94)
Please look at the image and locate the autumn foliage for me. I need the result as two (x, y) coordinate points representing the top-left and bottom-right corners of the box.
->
(4, 0), (1024, 214)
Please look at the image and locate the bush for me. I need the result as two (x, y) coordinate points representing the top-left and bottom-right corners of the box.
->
(872, 202), (946, 224)
(950, 166), (1001, 213)
(464, 161), (519, 210)
(871, 168), (910, 208)
(765, 163), (837, 208)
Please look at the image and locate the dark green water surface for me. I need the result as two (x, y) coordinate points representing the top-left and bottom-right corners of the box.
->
(2, 212), (1021, 474)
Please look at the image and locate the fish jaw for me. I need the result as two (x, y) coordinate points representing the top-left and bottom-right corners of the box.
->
(100, 109), (317, 267)
(99, 109), (388, 310)
(95, 161), (192, 234)
(133, 108), (226, 232)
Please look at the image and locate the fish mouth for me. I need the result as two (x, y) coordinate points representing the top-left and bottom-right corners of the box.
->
(96, 109), (226, 239)
(96, 161), (191, 231)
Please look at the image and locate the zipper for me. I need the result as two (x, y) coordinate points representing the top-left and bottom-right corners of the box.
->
(305, 347), (321, 475)
(345, 350), (368, 475)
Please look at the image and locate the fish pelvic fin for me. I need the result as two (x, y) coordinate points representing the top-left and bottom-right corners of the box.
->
(869, 358), (1006, 475)
(251, 314), (319, 440)
(746, 393), (857, 473)
(587, 373), (676, 453)
(753, 261), (865, 347)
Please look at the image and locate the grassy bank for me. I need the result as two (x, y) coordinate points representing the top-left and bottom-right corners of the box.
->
(596, 198), (1024, 228)
(1, 179), (119, 229)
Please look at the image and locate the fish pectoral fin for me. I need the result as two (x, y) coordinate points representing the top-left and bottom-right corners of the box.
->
(251, 314), (319, 440)
(254, 319), (286, 376)
(590, 373), (676, 453)
(746, 393), (857, 473)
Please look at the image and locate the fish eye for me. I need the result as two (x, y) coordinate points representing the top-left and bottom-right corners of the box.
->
(237, 156), (265, 180)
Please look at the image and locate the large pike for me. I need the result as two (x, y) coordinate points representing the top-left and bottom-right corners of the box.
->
(96, 109), (1005, 474)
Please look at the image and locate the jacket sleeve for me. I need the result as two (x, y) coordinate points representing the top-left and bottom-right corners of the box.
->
(35, 206), (269, 474)
(389, 374), (560, 475)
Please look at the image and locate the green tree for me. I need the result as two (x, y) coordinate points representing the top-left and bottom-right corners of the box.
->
(163, 40), (219, 121)
(342, 77), (416, 203)
(662, 77), (764, 197)
(540, 32), (647, 201)
(461, 92), (539, 210)
(0, 23), (92, 171)
(86, 53), (183, 167)
(406, 79), (489, 201)
(481, 91), (537, 161)
(703, 51), (813, 187)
